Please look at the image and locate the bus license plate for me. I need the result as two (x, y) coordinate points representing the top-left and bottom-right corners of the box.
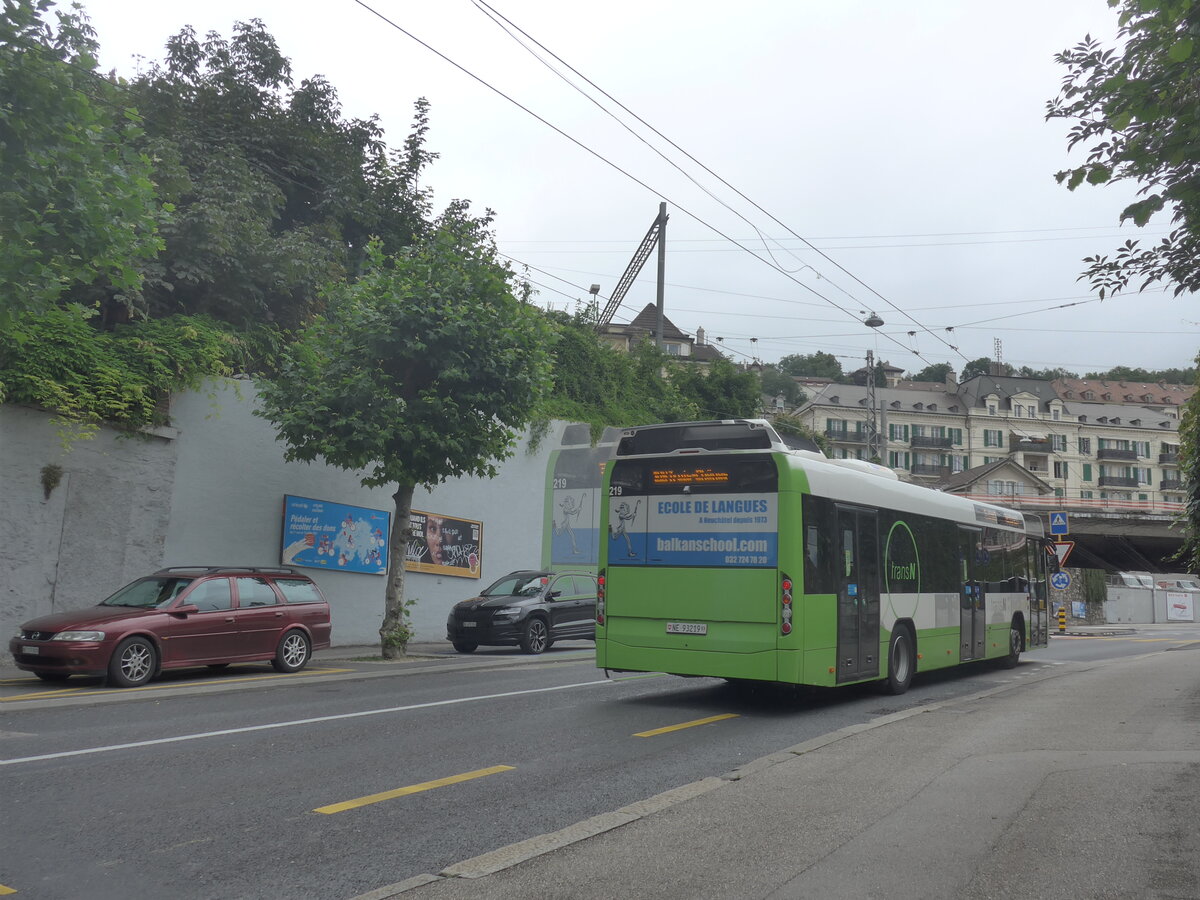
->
(666, 623), (706, 635)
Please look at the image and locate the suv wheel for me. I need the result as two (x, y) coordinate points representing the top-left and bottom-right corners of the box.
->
(519, 617), (549, 654)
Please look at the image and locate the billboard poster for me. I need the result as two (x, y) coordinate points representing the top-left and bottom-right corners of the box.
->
(1166, 591), (1195, 622)
(405, 509), (482, 579)
(607, 492), (778, 568)
(281, 495), (389, 575)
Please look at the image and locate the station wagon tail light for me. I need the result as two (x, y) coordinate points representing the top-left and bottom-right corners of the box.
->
(596, 571), (605, 625)
(780, 574), (793, 636)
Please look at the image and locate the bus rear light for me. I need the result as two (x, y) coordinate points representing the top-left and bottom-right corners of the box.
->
(596, 569), (606, 625)
(780, 572), (794, 636)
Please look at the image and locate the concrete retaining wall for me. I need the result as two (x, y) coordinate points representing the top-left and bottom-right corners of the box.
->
(1, 381), (568, 647)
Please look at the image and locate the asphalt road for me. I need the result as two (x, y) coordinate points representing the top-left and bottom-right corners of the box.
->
(2, 627), (1198, 899)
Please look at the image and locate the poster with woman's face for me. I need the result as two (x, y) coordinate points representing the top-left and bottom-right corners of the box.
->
(405, 510), (483, 579)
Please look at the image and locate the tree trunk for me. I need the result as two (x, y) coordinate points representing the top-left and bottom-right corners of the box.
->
(380, 482), (416, 659)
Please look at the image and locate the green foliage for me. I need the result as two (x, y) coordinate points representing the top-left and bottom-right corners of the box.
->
(770, 412), (828, 453)
(1048, 3), (1200, 297)
(1083, 364), (1197, 383)
(777, 351), (843, 380)
(110, 20), (435, 331)
(257, 212), (551, 491)
(671, 357), (761, 419)
(759, 365), (805, 405)
(909, 362), (953, 383)
(1014, 365), (1078, 380)
(0, 307), (239, 435)
(960, 357), (993, 380)
(538, 312), (698, 430)
(0, 0), (162, 325)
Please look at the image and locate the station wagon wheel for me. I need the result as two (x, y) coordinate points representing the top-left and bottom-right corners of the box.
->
(519, 617), (549, 654)
(108, 636), (157, 688)
(272, 629), (311, 673)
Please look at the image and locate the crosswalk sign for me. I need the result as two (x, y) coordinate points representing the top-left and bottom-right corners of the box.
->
(1049, 511), (1069, 536)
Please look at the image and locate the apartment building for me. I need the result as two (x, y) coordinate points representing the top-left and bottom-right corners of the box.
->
(795, 373), (1186, 509)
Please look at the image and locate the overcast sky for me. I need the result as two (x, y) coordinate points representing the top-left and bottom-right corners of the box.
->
(74, 0), (1199, 378)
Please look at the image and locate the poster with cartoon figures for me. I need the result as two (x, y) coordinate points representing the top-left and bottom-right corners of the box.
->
(405, 510), (483, 579)
(281, 495), (389, 575)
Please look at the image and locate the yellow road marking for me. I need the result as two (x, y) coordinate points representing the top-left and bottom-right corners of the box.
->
(315, 765), (515, 814)
(0, 688), (85, 703)
(634, 713), (739, 737)
(0, 882), (16, 894)
(0, 667), (353, 701)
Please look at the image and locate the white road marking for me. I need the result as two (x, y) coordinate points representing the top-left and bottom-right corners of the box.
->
(0, 679), (617, 766)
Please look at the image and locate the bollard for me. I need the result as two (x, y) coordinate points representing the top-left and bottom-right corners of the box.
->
(1057, 607), (1067, 633)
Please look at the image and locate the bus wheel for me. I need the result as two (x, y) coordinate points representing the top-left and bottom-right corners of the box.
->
(883, 627), (914, 695)
(999, 623), (1022, 669)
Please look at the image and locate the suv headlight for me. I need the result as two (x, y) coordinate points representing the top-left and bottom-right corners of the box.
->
(51, 630), (106, 641)
(491, 608), (520, 621)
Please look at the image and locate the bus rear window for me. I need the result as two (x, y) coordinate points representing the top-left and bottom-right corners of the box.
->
(610, 455), (778, 495)
(616, 422), (775, 456)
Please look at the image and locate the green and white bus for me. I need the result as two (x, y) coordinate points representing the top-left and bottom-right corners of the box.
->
(595, 419), (1050, 693)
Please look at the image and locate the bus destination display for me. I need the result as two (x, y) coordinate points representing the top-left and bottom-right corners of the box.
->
(651, 466), (731, 486)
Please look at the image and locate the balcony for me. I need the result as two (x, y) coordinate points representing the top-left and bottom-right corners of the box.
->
(825, 429), (868, 443)
(1160, 453), (1180, 465)
(1097, 447), (1138, 461)
(1098, 475), (1140, 488)
(1161, 478), (1183, 491)
(1009, 436), (1050, 452)
(910, 434), (953, 449)
(910, 463), (950, 477)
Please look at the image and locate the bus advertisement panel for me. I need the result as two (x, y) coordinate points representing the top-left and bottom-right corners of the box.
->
(607, 493), (778, 567)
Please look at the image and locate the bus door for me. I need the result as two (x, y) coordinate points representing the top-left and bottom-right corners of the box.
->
(836, 505), (880, 683)
(958, 526), (986, 661)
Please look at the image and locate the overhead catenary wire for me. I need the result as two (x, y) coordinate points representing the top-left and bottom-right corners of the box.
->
(347, 0), (945, 370)
(466, 0), (967, 363)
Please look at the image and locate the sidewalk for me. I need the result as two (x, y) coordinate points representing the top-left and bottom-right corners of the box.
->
(370, 634), (1200, 900)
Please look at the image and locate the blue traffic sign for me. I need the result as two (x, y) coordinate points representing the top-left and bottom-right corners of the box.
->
(1051, 571), (1071, 591)
(1049, 511), (1069, 536)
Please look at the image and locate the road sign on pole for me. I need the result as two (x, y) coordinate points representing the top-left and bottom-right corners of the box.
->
(1049, 511), (1069, 536)
(1051, 571), (1071, 591)
(1053, 541), (1075, 567)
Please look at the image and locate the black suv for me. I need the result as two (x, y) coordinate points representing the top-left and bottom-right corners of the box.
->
(446, 570), (597, 654)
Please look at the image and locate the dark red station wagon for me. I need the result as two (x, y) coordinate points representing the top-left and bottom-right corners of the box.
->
(9, 567), (332, 687)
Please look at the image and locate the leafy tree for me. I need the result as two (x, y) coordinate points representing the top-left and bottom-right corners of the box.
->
(759, 364), (804, 405)
(109, 19), (434, 332)
(0, 0), (162, 325)
(778, 351), (843, 381)
(1083, 365), (1197, 383)
(961, 357), (993, 380)
(1015, 366), (1078, 380)
(256, 211), (551, 658)
(1049, 2), (1200, 567)
(910, 362), (953, 383)
(1047, 2), (1200, 297)
(671, 357), (762, 419)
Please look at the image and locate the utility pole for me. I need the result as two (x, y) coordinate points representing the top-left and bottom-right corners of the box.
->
(654, 202), (667, 350)
(866, 349), (881, 461)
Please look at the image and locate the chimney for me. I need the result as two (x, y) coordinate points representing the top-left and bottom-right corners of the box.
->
(945, 368), (957, 391)
(695, 326), (706, 346)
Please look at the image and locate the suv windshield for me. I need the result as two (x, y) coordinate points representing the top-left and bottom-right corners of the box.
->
(101, 577), (194, 609)
(482, 573), (547, 597)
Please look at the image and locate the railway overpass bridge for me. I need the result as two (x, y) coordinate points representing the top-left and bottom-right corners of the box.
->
(955, 494), (1187, 572)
